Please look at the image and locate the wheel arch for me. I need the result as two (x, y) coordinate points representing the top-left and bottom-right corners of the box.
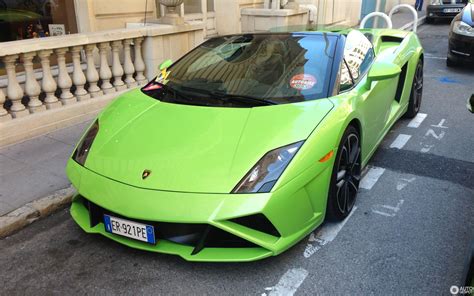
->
(337, 115), (363, 150)
(345, 117), (363, 158)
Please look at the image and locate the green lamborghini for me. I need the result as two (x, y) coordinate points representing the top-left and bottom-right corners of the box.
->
(67, 28), (424, 262)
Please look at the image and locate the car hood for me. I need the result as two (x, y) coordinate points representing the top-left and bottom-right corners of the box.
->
(84, 89), (333, 193)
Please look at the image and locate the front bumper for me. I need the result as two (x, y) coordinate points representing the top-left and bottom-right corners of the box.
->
(448, 32), (474, 63)
(427, 4), (465, 19)
(67, 159), (329, 262)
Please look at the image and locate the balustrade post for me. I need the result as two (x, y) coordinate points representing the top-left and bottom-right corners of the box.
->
(0, 88), (12, 122)
(85, 44), (103, 97)
(71, 46), (90, 101)
(38, 50), (61, 109)
(3, 55), (28, 118)
(123, 39), (137, 88)
(22, 52), (46, 113)
(111, 40), (127, 91)
(55, 48), (76, 105)
(98, 42), (114, 94)
(134, 37), (147, 86)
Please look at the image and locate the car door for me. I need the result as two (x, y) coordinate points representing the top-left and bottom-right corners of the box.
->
(340, 31), (397, 157)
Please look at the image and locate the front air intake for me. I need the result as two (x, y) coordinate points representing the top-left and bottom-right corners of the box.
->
(230, 214), (281, 237)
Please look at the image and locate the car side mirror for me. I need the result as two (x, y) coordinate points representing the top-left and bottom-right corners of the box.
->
(160, 59), (173, 71)
(365, 61), (401, 89)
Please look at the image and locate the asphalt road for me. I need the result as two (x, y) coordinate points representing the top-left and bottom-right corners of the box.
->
(1, 23), (473, 296)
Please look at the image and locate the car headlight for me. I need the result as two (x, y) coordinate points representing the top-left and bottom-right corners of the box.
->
(430, 0), (442, 5)
(232, 141), (304, 194)
(453, 21), (474, 36)
(73, 120), (99, 166)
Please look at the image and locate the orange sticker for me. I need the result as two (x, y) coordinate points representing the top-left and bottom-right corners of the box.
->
(290, 74), (317, 90)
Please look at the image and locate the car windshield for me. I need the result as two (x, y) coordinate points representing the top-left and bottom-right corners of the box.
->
(143, 33), (338, 107)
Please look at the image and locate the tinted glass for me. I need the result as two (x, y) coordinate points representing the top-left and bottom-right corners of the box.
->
(343, 30), (375, 82)
(145, 33), (338, 107)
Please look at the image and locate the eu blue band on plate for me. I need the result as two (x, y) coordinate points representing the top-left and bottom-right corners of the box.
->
(146, 225), (155, 244)
(104, 215), (112, 232)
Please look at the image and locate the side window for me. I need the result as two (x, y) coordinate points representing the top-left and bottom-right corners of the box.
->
(343, 30), (375, 82)
(339, 59), (354, 92)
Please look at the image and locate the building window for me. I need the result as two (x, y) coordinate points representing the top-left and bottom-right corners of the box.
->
(0, 0), (78, 42)
(207, 0), (214, 12)
(184, 0), (201, 14)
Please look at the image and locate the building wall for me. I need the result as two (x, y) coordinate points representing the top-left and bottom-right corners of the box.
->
(215, 0), (265, 35)
(74, 0), (407, 36)
(74, 0), (156, 33)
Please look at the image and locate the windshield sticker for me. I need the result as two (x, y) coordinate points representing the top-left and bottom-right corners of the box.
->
(156, 69), (171, 84)
(290, 74), (317, 90)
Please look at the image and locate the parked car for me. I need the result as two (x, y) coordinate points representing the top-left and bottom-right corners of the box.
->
(426, 0), (469, 23)
(447, 2), (474, 66)
(67, 28), (424, 262)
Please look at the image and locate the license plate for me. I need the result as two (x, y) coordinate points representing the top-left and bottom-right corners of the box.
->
(104, 214), (156, 244)
(444, 8), (461, 13)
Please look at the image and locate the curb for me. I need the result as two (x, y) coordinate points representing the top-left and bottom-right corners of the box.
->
(0, 186), (75, 239)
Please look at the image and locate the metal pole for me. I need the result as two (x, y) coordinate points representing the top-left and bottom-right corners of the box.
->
(374, 0), (381, 28)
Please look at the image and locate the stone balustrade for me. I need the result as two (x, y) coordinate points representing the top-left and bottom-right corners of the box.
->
(0, 22), (204, 147)
(0, 32), (148, 120)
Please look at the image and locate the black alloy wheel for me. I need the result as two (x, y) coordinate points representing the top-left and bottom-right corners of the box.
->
(405, 59), (423, 118)
(326, 126), (361, 221)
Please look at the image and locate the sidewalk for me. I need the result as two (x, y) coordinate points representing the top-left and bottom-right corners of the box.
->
(0, 8), (428, 237)
(0, 121), (91, 215)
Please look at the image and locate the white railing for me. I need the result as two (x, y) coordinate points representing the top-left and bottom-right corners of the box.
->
(0, 23), (204, 146)
(0, 30), (148, 120)
(359, 4), (419, 32)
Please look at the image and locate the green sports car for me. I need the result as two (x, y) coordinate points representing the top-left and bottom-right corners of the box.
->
(67, 28), (424, 262)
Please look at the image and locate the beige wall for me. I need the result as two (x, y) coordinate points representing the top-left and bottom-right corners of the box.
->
(215, 0), (265, 35)
(74, 0), (156, 33)
(314, 0), (362, 26)
(72, 0), (376, 36)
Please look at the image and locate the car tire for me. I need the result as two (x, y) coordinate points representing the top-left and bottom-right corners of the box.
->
(446, 57), (457, 68)
(425, 17), (434, 24)
(326, 125), (361, 221)
(404, 59), (423, 119)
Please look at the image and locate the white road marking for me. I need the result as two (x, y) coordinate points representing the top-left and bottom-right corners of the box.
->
(361, 166), (370, 177)
(425, 129), (446, 140)
(425, 56), (447, 60)
(396, 177), (416, 191)
(304, 207), (357, 258)
(421, 144), (434, 153)
(431, 119), (448, 129)
(268, 268), (309, 296)
(303, 244), (321, 258)
(407, 113), (427, 128)
(372, 200), (404, 217)
(312, 207), (357, 242)
(425, 53), (447, 60)
(390, 134), (412, 149)
(372, 210), (394, 217)
(360, 167), (386, 190)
